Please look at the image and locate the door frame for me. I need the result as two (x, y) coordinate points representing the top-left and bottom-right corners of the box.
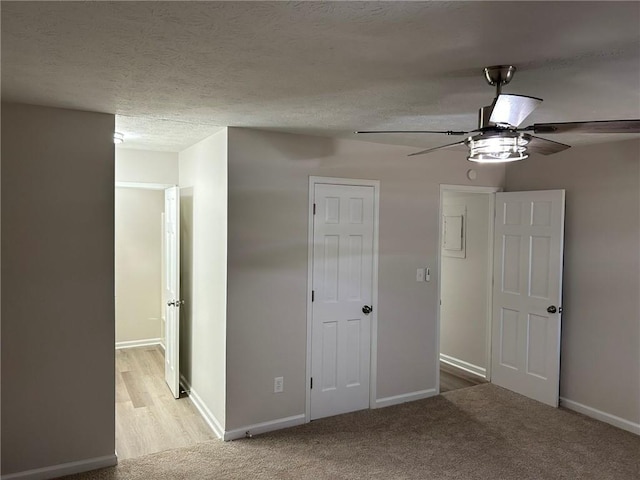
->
(115, 181), (174, 350)
(436, 184), (501, 393)
(305, 176), (380, 423)
(114, 181), (179, 393)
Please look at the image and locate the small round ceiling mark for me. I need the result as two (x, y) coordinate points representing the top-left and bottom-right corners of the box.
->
(467, 169), (477, 181)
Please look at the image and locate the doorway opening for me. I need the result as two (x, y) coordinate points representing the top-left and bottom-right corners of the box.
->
(114, 182), (213, 459)
(437, 185), (499, 393)
(437, 185), (565, 407)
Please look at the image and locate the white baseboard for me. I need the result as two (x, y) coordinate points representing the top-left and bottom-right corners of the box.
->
(223, 414), (306, 441)
(115, 338), (162, 349)
(440, 353), (487, 379)
(560, 397), (640, 436)
(375, 388), (438, 409)
(1, 454), (117, 480)
(179, 375), (305, 441)
(179, 374), (225, 439)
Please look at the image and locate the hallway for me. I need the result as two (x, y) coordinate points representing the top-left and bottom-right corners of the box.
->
(439, 362), (487, 393)
(116, 346), (216, 459)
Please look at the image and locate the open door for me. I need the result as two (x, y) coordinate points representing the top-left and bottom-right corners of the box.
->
(491, 190), (565, 407)
(164, 186), (181, 398)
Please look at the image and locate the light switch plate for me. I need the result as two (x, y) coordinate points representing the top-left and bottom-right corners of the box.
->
(274, 376), (284, 393)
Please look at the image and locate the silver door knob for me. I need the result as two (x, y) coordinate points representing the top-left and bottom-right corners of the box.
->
(167, 300), (176, 306)
(362, 305), (372, 315)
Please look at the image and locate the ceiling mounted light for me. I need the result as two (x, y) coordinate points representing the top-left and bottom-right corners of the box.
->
(466, 132), (530, 163)
(113, 132), (124, 144)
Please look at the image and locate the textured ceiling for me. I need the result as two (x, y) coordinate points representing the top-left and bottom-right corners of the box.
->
(2, 1), (639, 152)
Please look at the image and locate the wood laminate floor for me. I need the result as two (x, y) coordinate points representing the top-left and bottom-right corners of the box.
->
(116, 346), (217, 460)
(439, 362), (487, 393)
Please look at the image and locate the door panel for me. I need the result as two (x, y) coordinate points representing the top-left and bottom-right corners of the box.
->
(491, 190), (565, 407)
(164, 186), (180, 399)
(311, 184), (374, 420)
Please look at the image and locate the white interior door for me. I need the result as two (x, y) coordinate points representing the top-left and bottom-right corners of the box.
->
(491, 190), (565, 406)
(311, 183), (374, 420)
(164, 186), (180, 399)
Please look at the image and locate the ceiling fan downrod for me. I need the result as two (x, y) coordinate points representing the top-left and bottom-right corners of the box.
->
(483, 65), (516, 95)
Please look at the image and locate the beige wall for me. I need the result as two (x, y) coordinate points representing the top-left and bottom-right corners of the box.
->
(115, 188), (164, 344)
(115, 148), (178, 184)
(179, 129), (228, 429)
(440, 191), (492, 372)
(505, 139), (640, 424)
(1, 103), (115, 475)
(225, 127), (505, 430)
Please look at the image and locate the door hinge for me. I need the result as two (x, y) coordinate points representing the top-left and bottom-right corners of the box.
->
(313, 203), (316, 215)
(312, 290), (315, 302)
(310, 377), (313, 389)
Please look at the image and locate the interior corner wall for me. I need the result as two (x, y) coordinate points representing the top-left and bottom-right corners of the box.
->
(505, 138), (640, 425)
(440, 191), (491, 373)
(115, 187), (164, 344)
(178, 128), (228, 430)
(1, 103), (116, 475)
(225, 127), (505, 431)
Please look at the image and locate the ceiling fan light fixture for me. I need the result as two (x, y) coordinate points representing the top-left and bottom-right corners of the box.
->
(467, 133), (530, 163)
(362, 65), (640, 160)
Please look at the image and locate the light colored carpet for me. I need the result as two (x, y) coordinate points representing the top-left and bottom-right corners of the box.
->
(64, 384), (639, 479)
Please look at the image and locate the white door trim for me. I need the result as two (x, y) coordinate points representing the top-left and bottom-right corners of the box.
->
(436, 184), (501, 392)
(114, 183), (175, 351)
(115, 181), (175, 190)
(306, 176), (380, 423)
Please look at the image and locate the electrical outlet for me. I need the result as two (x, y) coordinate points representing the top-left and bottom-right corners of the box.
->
(274, 376), (284, 393)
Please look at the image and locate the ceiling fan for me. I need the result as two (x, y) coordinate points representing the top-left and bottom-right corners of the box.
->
(355, 65), (640, 162)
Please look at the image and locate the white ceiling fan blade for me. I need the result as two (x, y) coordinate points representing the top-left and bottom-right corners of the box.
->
(490, 94), (543, 127)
